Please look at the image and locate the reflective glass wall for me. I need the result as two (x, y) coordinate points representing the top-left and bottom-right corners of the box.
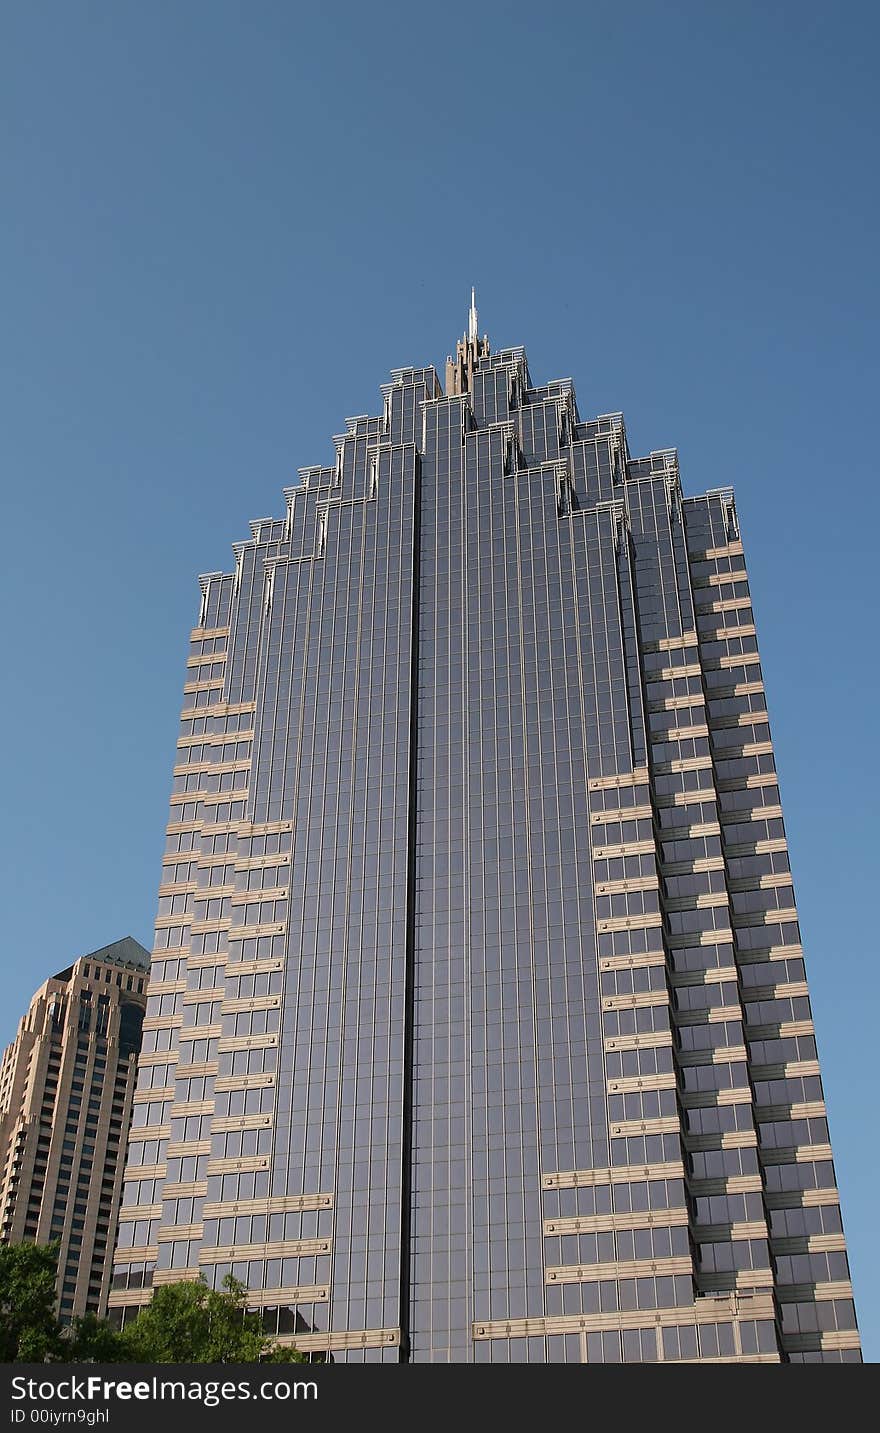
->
(112, 332), (860, 1363)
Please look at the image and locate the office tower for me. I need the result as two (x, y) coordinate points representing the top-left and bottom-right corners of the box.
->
(0, 936), (148, 1321)
(111, 304), (860, 1362)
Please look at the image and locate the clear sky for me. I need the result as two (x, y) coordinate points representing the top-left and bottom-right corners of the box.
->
(2, 1), (877, 1357)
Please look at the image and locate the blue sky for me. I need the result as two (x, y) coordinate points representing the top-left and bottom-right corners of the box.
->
(1, 1), (877, 1356)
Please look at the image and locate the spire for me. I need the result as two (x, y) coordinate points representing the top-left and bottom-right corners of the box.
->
(445, 288), (490, 397)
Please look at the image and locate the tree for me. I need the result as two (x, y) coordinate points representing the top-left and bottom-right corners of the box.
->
(123, 1275), (304, 1363)
(64, 1312), (132, 1363)
(0, 1245), (304, 1365)
(0, 1242), (63, 1363)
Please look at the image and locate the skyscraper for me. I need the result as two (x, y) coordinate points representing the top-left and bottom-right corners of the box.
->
(111, 306), (860, 1362)
(0, 937), (148, 1320)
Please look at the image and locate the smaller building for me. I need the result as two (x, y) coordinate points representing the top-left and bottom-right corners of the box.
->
(0, 936), (149, 1320)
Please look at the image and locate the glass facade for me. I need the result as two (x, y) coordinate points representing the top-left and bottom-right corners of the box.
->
(112, 320), (860, 1362)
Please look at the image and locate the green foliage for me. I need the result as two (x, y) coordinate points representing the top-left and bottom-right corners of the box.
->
(260, 1343), (310, 1363)
(0, 1242), (63, 1363)
(123, 1275), (305, 1363)
(0, 1243), (303, 1364)
(64, 1312), (132, 1363)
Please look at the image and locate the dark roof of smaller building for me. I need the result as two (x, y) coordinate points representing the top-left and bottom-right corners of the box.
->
(52, 935), (151, 982)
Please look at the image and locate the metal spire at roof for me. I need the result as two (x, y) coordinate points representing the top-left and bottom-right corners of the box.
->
(445, 287), (489, 396)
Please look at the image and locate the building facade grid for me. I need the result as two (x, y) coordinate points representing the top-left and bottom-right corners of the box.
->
(0, 937), (148, 1320)
(111, 322), (859, 1362)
